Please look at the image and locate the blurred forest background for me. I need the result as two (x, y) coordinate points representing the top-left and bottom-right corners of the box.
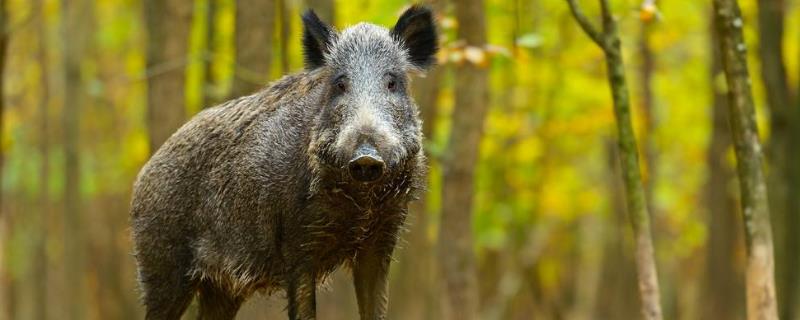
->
(0, 0), (799, 319)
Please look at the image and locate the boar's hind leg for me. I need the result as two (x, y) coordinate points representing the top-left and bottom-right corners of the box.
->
(137, 243), (197, 320)
(197, 281), (243, 320)
(287, 274), (317, 320)
(139, 268), (197, 320)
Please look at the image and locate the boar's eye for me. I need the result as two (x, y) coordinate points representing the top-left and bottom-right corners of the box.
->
(333, 75), (348, 94)
(386, 74), (399, 93)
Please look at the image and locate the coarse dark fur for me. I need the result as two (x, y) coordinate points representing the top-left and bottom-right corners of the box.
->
(130, 5), (437, 320)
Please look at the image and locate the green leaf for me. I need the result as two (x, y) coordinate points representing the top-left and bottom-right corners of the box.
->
(516, 33), (543, 49)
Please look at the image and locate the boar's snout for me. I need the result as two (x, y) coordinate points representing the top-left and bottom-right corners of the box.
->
(348, 144), (385, 182)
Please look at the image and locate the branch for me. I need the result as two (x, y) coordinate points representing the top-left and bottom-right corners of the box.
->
(565, 0), (606, 49)
(599, 0), (614, 34)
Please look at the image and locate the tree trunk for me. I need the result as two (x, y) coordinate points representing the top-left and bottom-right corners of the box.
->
(638, 6), (673, 316)
(203, 0), (219, 108)
(278, 0), (291, 74)
(144, 0), (192, 153)
(595, 139), (640, 320)
(439, 0), (488, 319)
(569, 212), (604, 320)
(713, 0), (779, 318)
(0, 0), (9, 318)
(601, 12), (663, 320)
(755, 1), (800, 318)
(565, 0), (664, 318)
(793, 29), (800, 320)
(638, 1), (657, 218)
(231, 0), (275, 98)
(701, 14), (745, 320)
(414, 63), (442, 146)
(0, 0), (5, 214)
(62, 0), (93, 318)
(34, 0), (50, 317)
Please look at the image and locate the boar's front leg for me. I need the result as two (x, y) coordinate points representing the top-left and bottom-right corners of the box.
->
(287, 273), (317, 320)
(353, 241), (395, 320)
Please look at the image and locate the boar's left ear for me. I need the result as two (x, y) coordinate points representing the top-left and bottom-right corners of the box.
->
(391, 5), (438, 70)
(302, 10), (335, 70)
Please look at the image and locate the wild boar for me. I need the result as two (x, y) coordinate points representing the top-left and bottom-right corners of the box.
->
(130, 5), (437, 320)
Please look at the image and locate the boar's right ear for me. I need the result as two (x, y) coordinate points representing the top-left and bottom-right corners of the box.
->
(302, 10), (335, 70)
(391, 5), (438, 70)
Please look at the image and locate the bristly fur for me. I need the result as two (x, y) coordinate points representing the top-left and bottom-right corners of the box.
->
(302, 10), (335, 70)
(131, 7), (437, 320)
(391, 5), (438, 69)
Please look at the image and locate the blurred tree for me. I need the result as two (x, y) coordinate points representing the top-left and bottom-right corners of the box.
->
(33, 0), (49, 317)
(204, 0), (220, 108)
(62, 0), (94, 318)
(278, 0), (291, 73)
(713, 0), (778, 318)
(756, 0), (800, 318)
(565, 0), (663, 318)
(439, 0), (488, 319)
(638, 0), (657, 217)
(0, 0), (4, 213)
(638, 2), (683, 318)
(144, 0), (192, 153)
(595, 139), (639, 320)
(0, 0), (8, 318)
(231, 0), (275, 98)
(701, 13), (745, 320)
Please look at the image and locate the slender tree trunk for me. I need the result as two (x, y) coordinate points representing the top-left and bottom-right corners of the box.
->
(595, 139), (640, 320)
(638, 0), (657, 217)
(0, 0), (5, 214)
(701, 14), (745, 320)
(0, 1), (9, 318)
(439, 0), (488, 319)
(203, 0), (219, 108)
(565, 1), (663, 318)
(278, 0), (291, 74)
(755, 1), (800, 318)
(231, 0), (275, 98)
(599, 9), (663, 320)
(93, 194), (137, 320)
(713, 0), (779, 318)
(793, 30), (800, 320)
(34, 0), (50, 317)
(638, 4), (675, 317)
(414, 66), (442, 145)
(144, 0), (192, 153)
(569, 212), (603, 320)
(62, 0), (93, 318)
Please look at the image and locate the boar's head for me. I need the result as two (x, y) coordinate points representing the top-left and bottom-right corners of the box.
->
(304, 6), (437, 188)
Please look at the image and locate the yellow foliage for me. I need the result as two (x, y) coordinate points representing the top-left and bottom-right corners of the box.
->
(639, 2), (658, 23)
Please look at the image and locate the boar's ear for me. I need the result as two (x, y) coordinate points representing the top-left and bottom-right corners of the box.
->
(302, 10), (334, 70)
(391, 5), (438, 70)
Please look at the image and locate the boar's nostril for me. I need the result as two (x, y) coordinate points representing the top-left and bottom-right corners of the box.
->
(348, 155), (385, 182)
